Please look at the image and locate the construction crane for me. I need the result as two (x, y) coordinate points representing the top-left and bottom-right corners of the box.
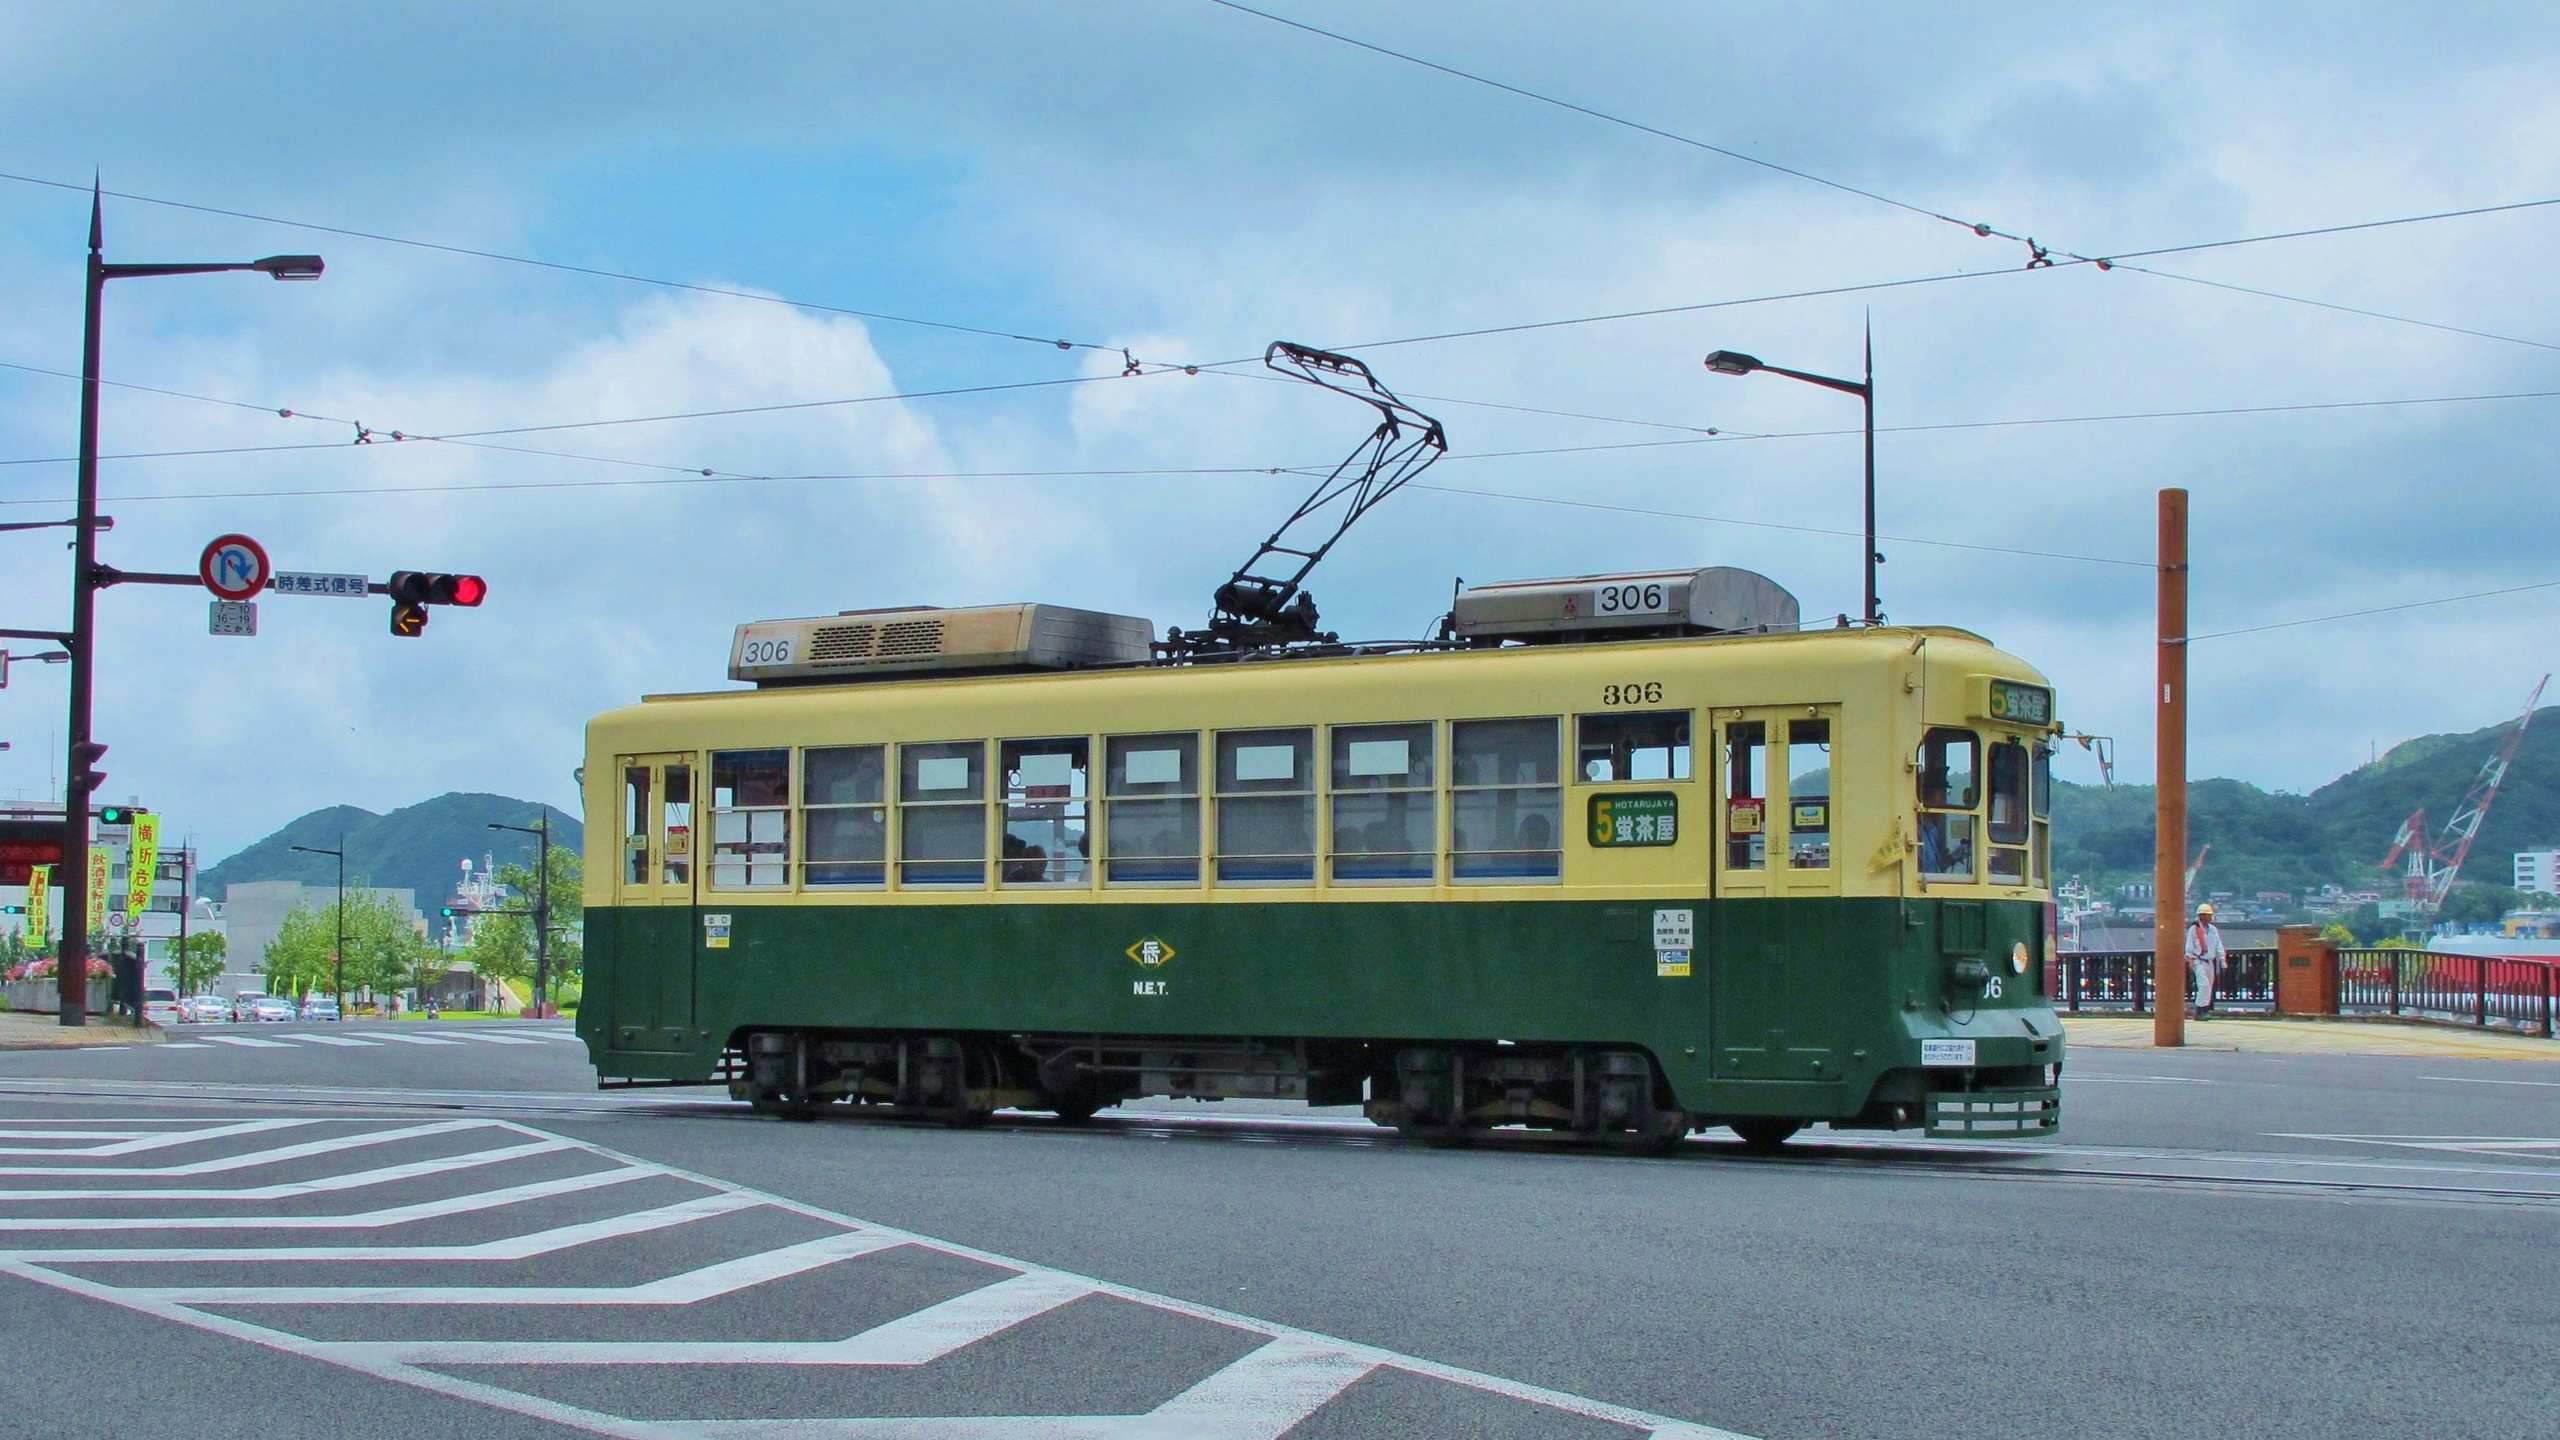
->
(2378, 673), (2550, 919)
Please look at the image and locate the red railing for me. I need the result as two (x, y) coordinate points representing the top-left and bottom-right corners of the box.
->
(2335, 950), (2558, 1037)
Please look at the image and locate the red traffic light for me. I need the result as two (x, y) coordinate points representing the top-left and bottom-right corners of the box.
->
(446, 574), (486, 607)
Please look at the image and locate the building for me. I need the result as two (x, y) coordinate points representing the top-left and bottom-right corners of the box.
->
(2514, 849), (2560, 897)
(220, 880), (424, 992)
(439, 854), (510, 950)
(2, 800), (221, 995)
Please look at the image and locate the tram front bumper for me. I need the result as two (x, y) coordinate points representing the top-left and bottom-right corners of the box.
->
(1925, 1084), (2061, 1138)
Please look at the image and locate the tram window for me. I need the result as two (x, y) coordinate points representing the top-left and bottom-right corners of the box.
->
(2032, 742), (2054, 884)
(1577, 711), (1691, 782)
(663, 764), (694, 887)
(1787, 719), (1832, 870)
(1331, 722), (1436, 883)
(1724, 721), (1767, 871)
(803, 746), (887, 888)
(710, 749), (791, 889)
(1917, 727), (1979, 881)
(1106, 734), (1199, 884)
(622, 766), (652, 886)
(1216, 729), (1315, 882)
(1451, 718), (1561, 881)
(1000, 738), (1089, 887)
(1986, 740), (2031, 885)
(899, 741), (987, 886)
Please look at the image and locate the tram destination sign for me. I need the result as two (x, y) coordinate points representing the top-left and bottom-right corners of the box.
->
(1979, 677), (2053, 726)
(1589, 792), (1679, 848)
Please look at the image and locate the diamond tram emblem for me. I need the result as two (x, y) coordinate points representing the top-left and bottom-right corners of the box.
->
(1126, 936), (1175, 968)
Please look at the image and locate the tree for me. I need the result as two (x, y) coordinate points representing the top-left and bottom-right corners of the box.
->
(2317, 920), (2356, 944)
(261, 888), (441, 1000)
(492, 844), (584, 985)
(171, 932), (227, 995)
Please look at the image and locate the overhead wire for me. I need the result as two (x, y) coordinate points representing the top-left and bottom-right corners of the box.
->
(2183, 579), (2560, 642)
(1201, 2), (2560, 353)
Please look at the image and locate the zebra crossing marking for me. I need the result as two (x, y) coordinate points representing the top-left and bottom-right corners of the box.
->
(0, 1112), (1750, 1439)
(199, 1035), (294, 1049)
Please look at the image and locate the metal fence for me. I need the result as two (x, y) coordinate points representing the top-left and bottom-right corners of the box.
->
(2050, 949), (2276, 1014)
(2335, 949), (2558, 1038)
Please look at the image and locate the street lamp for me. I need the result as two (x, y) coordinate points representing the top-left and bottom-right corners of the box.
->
(48, 184), (322, 1027)
(288, 839), (346, 1012)
(1703, 323), (1880, 626)
(488, 808), (553, 1018)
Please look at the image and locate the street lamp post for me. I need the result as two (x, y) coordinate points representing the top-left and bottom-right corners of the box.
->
(488, 808), (553, 1018)
(1703, 322), (1879, 625)
(53, 183), (320, 1027)
(289, 839), (346, 1011)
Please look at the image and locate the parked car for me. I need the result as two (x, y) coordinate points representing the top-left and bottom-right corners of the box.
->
(142, 988), (182, 1026)
(299, 995), (341, 1022)
(248, 995), (299, 1023)
(230, 991), (270, 1023)
(178, 994), (230, 1024)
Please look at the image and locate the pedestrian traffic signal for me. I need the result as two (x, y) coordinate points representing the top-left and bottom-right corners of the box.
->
(70, 741), (106, 794)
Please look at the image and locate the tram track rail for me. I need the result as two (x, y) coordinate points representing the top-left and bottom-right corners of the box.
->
(2, 1076), (2552, 1208)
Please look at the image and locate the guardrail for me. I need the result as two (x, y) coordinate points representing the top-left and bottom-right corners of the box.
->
(2050, 950), (2276, 1014)
(2334, 949), (2558, 1038)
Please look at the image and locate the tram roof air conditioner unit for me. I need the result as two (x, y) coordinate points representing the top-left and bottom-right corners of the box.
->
(1451, 566), (1801, 645)
(728, 602), (1155, 685)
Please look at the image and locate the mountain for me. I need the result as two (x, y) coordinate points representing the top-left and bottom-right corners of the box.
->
(2054, 703), (2560, 905)
(202, 793), (584, 907)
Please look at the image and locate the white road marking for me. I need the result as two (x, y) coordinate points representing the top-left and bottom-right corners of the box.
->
(0, 1113), (1756, 1440)
(282, 1033), (382, 1047)
(0, 1135), (575, 1202)
(0, 1119), (479, 1178)
(2062, 1074), (2213, 1085)
(146, 1231), (905, 1307)
(162, 1042), (211, 1049)
(360, 1032), (463, 1046)
(0, 1163), (650, 1233)
(0, 1118), (310, 1159)
(200, 1035), (295, 1049)
(22, 1190), (753, 1260)
(2419, 1074), (2560, 1088)
(2270, 1132), (2560, 1160)
(443, 1033), (544, 1046)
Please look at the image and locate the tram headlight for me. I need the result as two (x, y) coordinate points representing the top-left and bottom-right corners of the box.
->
(2010, 941), (2030, 975)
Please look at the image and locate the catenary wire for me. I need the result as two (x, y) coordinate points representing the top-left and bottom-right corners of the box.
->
(2181, 580), (2560, 642)
(1198, 4), (2560, 352)
(0, 169), (1142, 361)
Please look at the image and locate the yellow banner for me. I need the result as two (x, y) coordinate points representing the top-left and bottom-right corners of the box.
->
(24, 864), (48, 945)
(126, 813), (159, 923)
(86, 848), (110, 932)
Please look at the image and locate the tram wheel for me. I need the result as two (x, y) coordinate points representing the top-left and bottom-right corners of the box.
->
(1047, 1097), (1105, 1124)
(1731, 1119), (1802, 1152)
(750, 1093), (816, 1122)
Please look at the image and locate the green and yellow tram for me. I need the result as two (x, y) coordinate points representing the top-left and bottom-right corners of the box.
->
(578, 566), (2065, 1146)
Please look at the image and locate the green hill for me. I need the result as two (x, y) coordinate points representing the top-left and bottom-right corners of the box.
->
(2054, 703), (2560, 907)
(203, 792), (582, 906)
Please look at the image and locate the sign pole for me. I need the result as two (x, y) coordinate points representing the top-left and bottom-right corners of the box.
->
(2154, 489), (2189, 1048)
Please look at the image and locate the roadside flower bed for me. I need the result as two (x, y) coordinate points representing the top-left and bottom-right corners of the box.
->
(3, 958), (112, 983)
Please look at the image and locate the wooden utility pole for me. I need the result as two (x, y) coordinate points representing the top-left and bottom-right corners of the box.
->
(2154, 489), (2189, 1048)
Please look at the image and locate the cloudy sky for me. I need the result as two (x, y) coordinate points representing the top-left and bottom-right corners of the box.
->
(2, 1), (2554, 862)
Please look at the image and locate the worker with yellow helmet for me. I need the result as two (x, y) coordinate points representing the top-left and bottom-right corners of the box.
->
(2184, 902), (2227, 1018)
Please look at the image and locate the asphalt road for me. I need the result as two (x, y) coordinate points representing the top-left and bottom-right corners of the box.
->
(0, 1021), (2551, 1439)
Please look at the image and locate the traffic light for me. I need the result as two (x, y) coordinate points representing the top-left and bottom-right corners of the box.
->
(70, 741), (106, 794)
(97, 805), (145, 826)
(0, 904), (23, 916)
(386, 571), (487, 639)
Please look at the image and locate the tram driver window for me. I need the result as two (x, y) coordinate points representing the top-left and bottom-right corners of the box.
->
(1001, 738), (1089, 887)
(1577, 711), (1692, 783)
(1330, 722), (1436, 882)
(900, 741), (987, 886)
(1987, 740), (2031, 884)
(1916, 727), (1978, 881)
(710, 749), (790, 889)
(1216, 729), (1316, 882)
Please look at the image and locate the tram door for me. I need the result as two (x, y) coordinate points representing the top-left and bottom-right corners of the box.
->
(1711, 708), (1845, 1079)
(609, 754), (698, 1052)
